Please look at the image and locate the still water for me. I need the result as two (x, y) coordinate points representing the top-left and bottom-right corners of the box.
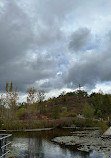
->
(8, 129), (105, 158)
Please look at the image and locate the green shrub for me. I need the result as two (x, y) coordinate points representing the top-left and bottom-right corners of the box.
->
(61, 107), (67, 116)
(97, 122), (108, 133)
(52, 105), (60, 119)
(16, 108), (27, 119)
(66, 113), (77, 117)
(83, 104), (94, 119)
(72, 117), (95, 127)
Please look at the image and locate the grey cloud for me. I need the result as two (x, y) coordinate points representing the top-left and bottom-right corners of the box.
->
(0, 1), (59, 92)
(69, 28), (91, 52)
(35, 0), (76, 21)
(1, 0), (111, 94)
(34, 75), (65, 92)
(17, 0), (81, 47)
(65, 42), (111, 89)
(0, 53), (58, 91)
(0, 1), (34, 64)
(35, 23), (63, 47)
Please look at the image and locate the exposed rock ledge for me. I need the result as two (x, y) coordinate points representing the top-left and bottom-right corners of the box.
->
(53, 130), (111, 157)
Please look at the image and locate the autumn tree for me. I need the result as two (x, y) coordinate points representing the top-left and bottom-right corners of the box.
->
(5, 82), (19, 120)
(0, 94), (6, 119)
(26, 87), (38, 116)
(37, 90), (45, 114)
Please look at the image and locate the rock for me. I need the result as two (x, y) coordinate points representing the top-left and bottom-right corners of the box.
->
(52, 130), (111, 157)
(103, 127), (111, 136)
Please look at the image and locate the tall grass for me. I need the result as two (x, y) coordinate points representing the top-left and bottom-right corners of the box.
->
(1, 117), (108, 132)
(1, 118), (74, 130)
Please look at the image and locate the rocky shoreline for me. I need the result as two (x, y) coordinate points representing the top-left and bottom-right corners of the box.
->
(53, 130), (111, 157)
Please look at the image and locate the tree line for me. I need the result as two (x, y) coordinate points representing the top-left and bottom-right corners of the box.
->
(0, 82), (45, 120)
(0, 82), (111, 122)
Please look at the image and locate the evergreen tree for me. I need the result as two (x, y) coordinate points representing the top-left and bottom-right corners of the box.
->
(52, 105), (59, 119)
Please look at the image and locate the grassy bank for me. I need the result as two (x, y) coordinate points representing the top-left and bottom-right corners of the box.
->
(1, 118), (74, 130)
(0, 117), (108, 133)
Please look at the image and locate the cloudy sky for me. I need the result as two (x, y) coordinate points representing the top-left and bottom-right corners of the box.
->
(0, 0), (111, 99)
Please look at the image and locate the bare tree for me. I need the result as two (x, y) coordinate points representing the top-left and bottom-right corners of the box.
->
(37, 90), (45, 103)
(27, 87), (37, 104)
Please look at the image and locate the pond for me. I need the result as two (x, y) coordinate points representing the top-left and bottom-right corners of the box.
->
(6, 128), (107, 158)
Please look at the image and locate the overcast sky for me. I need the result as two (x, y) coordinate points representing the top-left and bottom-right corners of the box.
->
(0, 0), (111, 99)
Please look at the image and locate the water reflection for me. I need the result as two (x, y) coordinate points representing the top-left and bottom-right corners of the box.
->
(27, 136), (44, 158)
(10, 129), (104, 158)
